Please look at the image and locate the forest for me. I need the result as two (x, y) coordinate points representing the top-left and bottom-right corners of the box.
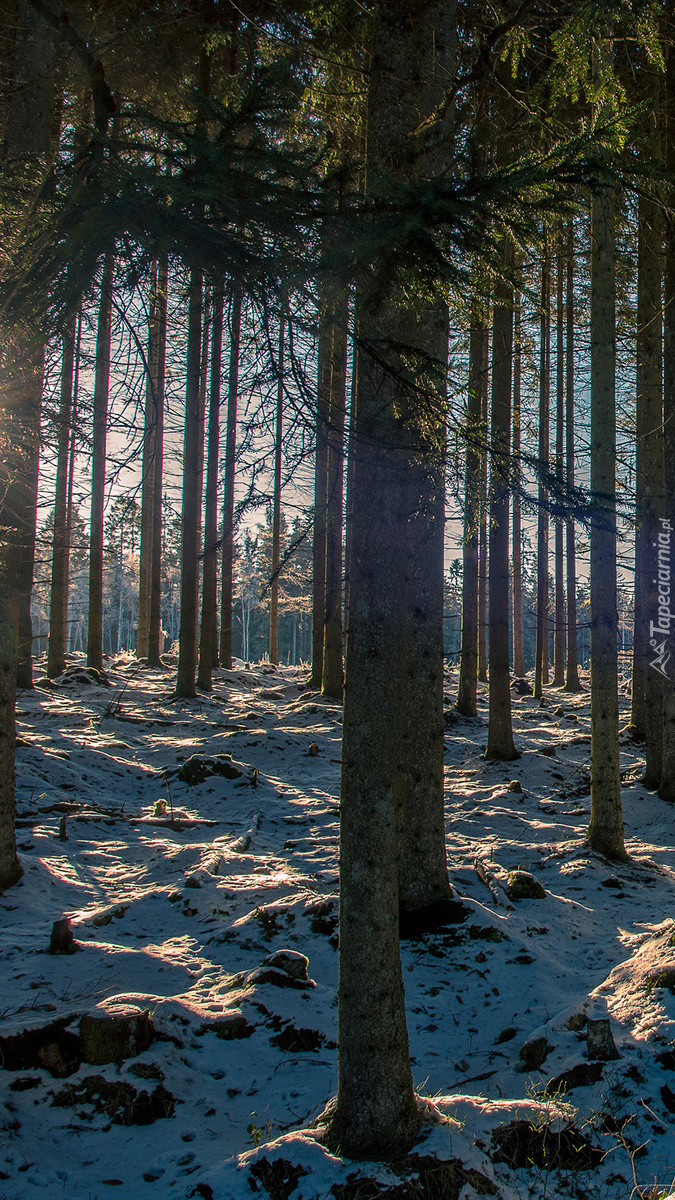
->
(2, 1), (675, 1198)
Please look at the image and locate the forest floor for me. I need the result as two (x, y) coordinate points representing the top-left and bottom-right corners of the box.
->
(2, 657), (675, 1200)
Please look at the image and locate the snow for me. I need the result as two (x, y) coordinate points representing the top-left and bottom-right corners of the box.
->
(2, 657), (675, 1198)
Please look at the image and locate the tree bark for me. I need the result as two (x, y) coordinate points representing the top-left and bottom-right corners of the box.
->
(659, 37), (675, 803)
(534, 240), (550, 700)
(485, 239), (518, 761)
(322, 308), (348, 699)
(87, 254), (114, 674)
(477, 337), (489, 684)
(512, 292), (525, 679)
(147, 256), (167, 667)
(0, 582), (20, 889)
(632, 87), (664, 787)
(176, 270), (205, 698)
(2, 3), (53, 689)
(47, 318), (76, 678)
(564, 221), (582, 691)
(219, 288), (242, 668)
(138, 262), (161, 660)
(198, 279), (224, 690)
(269, 315), (285, 666)
(457, 293), (488, 714)
(553, 233), (566, 687)
(326, 0), (455, 1158)
(309, 316), (331, 687)
(587, 60), (626, 856)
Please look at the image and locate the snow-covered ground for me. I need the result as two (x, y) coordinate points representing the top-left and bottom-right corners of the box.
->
(2, 656), (675, 1200)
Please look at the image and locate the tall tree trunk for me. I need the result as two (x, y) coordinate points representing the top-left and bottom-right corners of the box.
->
(47, 317), (76, 678)
(534, 240), (550, 700)
(0, 0), (55, 882)
(326, 0), (456, 1158)
(147, 256), (167, 667)
(176, 270), (205, 698)
(477, 341), (489, 684)
(486, 239), (518, 761)
(564, 222), (582, 691)
(198, 280), (224, 690)
(269, 315), (285, 666)
(12, 341), (42, 689)
(342, 322), (358, 640)
(0, 582), (19, 889)
(659, 38), (675, 803)
(632, 91), (664, 788)
(219, 288), (242, 668)
(87, 253), (114, 674)
(512, 292), (525, 679)
(65, 319), (81, 655)
(457, 292), (488, 714)
(322, 308), (348, 699)
(587, 44), (626, 856)
(553, 233), (566, 686)
(309, 317), (331, 687)
(138, 262), (160, 660)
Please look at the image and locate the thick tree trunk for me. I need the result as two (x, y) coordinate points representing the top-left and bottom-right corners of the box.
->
(326, 0), (455, 1158)
(322, 309), (347, 699)
(457, 296), (488, 714)
(269, 316), (285, 666)
(587, 120), (626, 857)
(219, 289), (242, 668)
(309, 317), (331, 687)
(397, 317), (451, 912)
(512, 293), (525, 679)
(534, 241), (550, 700)
(553, 235), (566, 687)
(176, 270), (205, 698)
(87, 254), (114, 674)
(147, 256), (167, 667)
(198, 280), (224, 690)
(5, 338), (43, 690)
(0, 0), (54, 879)
(564, 222), (582, 691)
(485, 240), (518, 761)
(47, 318), (76, 678)
(0, 585), (20, 889)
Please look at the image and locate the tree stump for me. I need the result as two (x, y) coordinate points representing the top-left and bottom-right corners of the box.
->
(80, 1003), (154, 1064)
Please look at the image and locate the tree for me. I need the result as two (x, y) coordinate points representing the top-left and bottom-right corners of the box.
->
(564, 220), (582, 692)
(553, 232), (565, 687)
(659, 23), (675, 803)
(325, 0), (456, 1158)
(631, 73), (663, 788)
(309, 314), (330, 689)
(322, 307), (347, 699)
(269, 313), (285, 666)
(485, 231), (518, 761)
(587, 35), (626, 859)
(138, 257), (167, 666)
(511, 292), (525, 679)
(87, 254), (114, 673)
(534, 239), (550, 701)
(47, 317), (76, 678)
(457, 279), (488, 715)
(176, 269), (205, 698)
(198, 279), (224, 690)
(219, 289), (242, 669)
